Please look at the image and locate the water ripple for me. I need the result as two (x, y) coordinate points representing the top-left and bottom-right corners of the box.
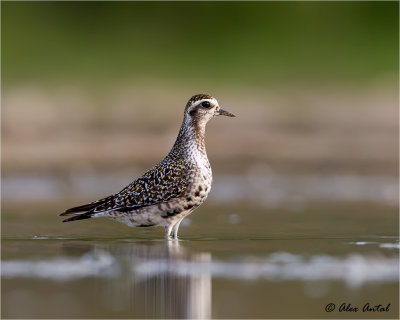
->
(2, 251), (398, 288)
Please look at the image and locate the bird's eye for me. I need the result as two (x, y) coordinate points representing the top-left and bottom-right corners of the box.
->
(201, 101), (211, 108)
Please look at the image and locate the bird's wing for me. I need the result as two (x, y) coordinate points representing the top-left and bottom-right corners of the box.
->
(94, 160), (188, 213)
(61, 157), (189, 220)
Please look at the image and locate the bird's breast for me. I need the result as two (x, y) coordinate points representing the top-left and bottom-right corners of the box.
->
(185, 149), (212, 202)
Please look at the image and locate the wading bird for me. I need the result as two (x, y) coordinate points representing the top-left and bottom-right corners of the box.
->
(60, 94), (235, 239)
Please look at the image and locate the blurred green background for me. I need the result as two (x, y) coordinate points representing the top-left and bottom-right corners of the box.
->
(2, 1), (398, 205)
(2, 0), (399, 200)
(2, 1), (398, 87)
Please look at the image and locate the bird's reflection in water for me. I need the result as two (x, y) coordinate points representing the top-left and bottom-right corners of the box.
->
(99, 241), (211, 319)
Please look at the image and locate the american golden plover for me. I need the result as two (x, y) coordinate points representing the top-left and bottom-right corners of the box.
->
(60, 94), (235, 239)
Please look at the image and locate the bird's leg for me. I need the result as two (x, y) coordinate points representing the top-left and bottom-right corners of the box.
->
(165, 224), (174, 240)
(171, 218), (184, 240)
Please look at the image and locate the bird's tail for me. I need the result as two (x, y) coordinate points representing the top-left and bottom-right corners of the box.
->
(61, 213), (93, 223)
(60, 202), (100, 222)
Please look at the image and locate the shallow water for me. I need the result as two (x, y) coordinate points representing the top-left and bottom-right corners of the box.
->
(1, 204), (399, 318)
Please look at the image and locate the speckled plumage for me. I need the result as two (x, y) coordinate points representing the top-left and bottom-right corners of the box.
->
(60, 94), (235, 239)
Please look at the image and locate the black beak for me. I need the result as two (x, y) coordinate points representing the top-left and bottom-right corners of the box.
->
(216, 107), (235, 117)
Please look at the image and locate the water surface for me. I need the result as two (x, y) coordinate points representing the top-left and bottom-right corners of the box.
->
(1, 204), (398, 318)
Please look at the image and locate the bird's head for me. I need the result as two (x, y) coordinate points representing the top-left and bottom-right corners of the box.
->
(184, 94), (235, 124)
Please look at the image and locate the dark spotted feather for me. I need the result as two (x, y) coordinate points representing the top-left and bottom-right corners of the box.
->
(60, 154), (189, 222)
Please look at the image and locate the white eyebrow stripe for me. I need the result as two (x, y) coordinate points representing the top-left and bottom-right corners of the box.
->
(191, 98), (218, 108)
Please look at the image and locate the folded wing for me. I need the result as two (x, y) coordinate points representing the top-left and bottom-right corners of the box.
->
(60, 158), (188, 222)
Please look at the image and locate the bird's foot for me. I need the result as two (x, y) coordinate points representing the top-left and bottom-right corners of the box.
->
(166, 233), (179, 241)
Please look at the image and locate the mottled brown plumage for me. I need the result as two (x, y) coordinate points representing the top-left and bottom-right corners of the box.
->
(60, 94), (235, 239)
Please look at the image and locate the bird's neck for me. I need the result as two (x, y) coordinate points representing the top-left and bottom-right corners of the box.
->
(171, 115), (207, 157)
